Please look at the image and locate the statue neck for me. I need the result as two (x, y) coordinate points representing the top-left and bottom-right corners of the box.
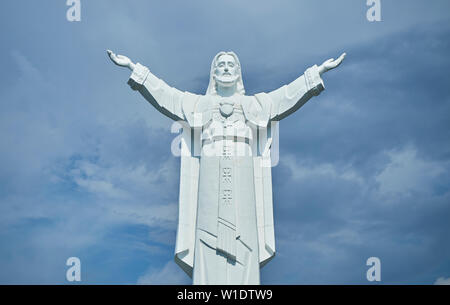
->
(216, 83), (237, 97)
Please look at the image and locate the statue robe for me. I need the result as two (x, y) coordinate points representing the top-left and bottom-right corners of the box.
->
(127, 63), (325, 284)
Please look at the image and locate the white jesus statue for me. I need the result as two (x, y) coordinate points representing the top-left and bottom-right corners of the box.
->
(107, 50), (346, 285)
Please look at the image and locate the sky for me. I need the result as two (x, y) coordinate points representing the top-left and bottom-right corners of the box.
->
(0, 0), (449, 284)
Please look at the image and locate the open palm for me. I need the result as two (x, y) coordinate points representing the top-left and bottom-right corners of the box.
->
(107, 50), (135, 70)
(318, 53), (346, 75)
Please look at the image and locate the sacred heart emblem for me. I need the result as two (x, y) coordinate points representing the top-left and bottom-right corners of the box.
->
(219, 102), (234, 118)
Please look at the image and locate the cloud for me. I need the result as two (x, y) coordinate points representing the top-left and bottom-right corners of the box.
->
(137, 260), (190, 285)
(434, 277), (450, 285)
(0, 51), (181, 283)
(375, 146), (446, 197)
(282, 154), (366, 186)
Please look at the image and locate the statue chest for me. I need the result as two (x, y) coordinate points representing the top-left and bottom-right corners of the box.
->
(203, 100), (251, 138)
(200, 98), (254, 157)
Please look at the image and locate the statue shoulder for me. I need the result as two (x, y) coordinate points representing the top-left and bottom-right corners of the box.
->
(240, 94), (271, 127)
(182, 94), (214, 127)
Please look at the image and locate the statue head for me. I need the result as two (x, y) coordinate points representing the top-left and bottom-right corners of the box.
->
(206, 51), (245, 96)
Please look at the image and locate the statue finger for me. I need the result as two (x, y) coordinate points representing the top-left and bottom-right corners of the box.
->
(109, 53), (118, 62)
(334, 54), (346, 66)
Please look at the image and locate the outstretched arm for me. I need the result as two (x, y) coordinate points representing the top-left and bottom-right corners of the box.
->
(267, 53), (346, 121)
(107, 50), (186, 121)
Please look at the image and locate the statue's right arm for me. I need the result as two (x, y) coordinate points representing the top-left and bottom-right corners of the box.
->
(128, 62), (187, 121)
(107, 50), (186, 121)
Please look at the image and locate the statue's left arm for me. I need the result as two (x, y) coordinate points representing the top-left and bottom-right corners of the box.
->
(267, 53), (346, 121)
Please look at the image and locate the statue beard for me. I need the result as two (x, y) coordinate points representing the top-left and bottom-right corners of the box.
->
(214, 74), (239, 88)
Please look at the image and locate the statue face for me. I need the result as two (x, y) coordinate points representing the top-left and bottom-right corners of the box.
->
(214, 54), (239, 88)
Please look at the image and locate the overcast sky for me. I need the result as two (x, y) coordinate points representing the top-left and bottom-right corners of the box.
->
(0, 0), (449, 284)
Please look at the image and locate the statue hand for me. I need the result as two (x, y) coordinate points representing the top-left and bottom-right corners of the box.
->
(107, 50), (136, 71)
(318, 52), (346, 75)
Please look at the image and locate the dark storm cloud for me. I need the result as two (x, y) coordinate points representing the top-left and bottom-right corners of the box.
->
(262, 25), (450, 284)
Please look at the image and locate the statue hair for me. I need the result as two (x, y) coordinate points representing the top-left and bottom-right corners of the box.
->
(206, 51), (245, 96)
